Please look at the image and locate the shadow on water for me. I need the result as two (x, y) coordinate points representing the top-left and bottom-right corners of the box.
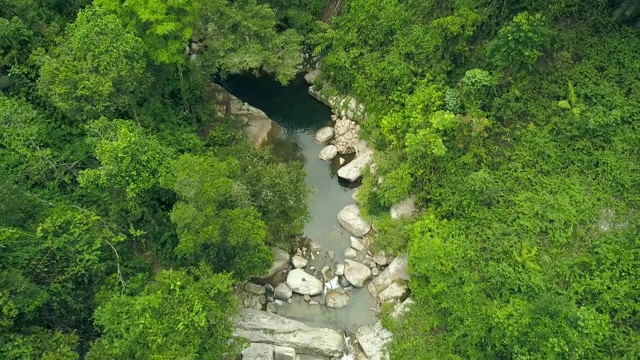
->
(222, 73), (377, 332)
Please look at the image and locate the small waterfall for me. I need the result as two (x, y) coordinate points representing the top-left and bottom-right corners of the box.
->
(341, 331), (354, 360)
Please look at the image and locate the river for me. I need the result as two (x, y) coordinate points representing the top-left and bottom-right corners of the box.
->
(222, 73), (378, 333)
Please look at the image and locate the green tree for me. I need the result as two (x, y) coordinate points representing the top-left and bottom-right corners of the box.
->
(38, 6), (147, 121)
(164, 153), (272, 280)
(87, 267), (240, 359)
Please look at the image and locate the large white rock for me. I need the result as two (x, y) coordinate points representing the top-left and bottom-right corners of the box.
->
(390, 196), (419, 220)
(378, 282), (409, 303)
(337, 205), (371, 237)
(315, 127), (334, 143)
(325, 288), (350, 309)
(343, 260), (372, 288)
(368, 254), (409, 297)
(337, 152), (373, 182)
(319, 145), (338, 160)
(355, 320), (392, 360)
(234, 309), (345, 358)
(274, 283), (293, 301)
(242, 342), (274, 360)
(286, 269), (324, 296)
(291, 255), (308, 269)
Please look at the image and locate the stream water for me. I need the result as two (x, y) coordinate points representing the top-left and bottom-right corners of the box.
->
(222, 73), (377, 333)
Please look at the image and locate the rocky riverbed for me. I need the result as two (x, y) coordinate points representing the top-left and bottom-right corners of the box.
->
(219, 69), (419, 359)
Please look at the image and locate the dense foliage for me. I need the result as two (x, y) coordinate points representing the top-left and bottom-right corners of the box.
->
(1, 0), (311, 358)
(318, 0), (640, 358)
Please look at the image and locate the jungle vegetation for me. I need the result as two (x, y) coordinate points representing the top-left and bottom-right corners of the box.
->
(1, 0), (639, 359)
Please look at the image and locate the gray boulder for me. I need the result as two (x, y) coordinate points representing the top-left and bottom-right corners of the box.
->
(291, 255), (308, 269)
(368, 254), (409, 297)
(378, 282), (409, 303)
(337, 205), (371, 237)
(304, 69), (321, 85)
(343, 260), (372, 288)
(274, 346), (296, 360)
(337, 152), (373, 182)
(326, 289), (350, 309)
(234, 309), (345, 358)
(274, 283), (293, 301)
(259, 247), (290, 280)
(315, 127), (334, 143)
(286, 269), (324, 296)
(319, 145), (338, 160)
(350, 236), (365, 251)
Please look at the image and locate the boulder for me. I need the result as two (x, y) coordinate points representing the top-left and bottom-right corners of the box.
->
(267, 302), (277, 314)
(286, 269), (323, 296)
(315, 127), (334, 143)
(339, 276), (351, 288)
(274, 283), (293, 301)
(372, 252), (387, 266)
(310, 242), (322, 252)
(326, 288), (350, 309)
(234, 309), (345, 358)
(350, 237), (365, 251)
(337, 205), (371, 237)
(335, 263), (345, 276)
(344, 248), (357, 258)
(242, 342), (274, 360)
(337, 152), (373, 182)
(245, 282), (266, 295)
(274, 346), (296, 360)
(291, 255), (308, 269)
(343, 260), (372, 288)
(355, 321), (392, 360)
(319, 145), (338, 161)
(390, 196), (419, 220)
(368, 254), (409, 297)
(378, 282), (409, 303)
(260, 247), (290, 280)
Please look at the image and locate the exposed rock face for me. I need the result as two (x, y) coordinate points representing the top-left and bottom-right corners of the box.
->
(343, 260), (372, 288)
(355, 321), (392, 360)
(286, 269), (324, 296)
(319, 145), (338, 160)
(337, 205), (371, 237)
(304, 69), (321, 85)
(337, 152), (373, 182)
(308, 85), (366, 121)
(274, 283), (293, 301)
(259, 247), (290, 280)
(350, 237), (365, 251)
(315, 127), (334, 143)
(210, 83), (277, 147)
(390, 196), (419, 220)
(291, 255), (308, 269)
(326, 288), (350, 309)
(377, 282), (409, 303)
(242, 342), (274, 360)
(368, 254), (409, 297)
(234, 309), (345, 358)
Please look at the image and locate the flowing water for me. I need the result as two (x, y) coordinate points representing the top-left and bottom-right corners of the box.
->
(222, 73), (377, 333)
